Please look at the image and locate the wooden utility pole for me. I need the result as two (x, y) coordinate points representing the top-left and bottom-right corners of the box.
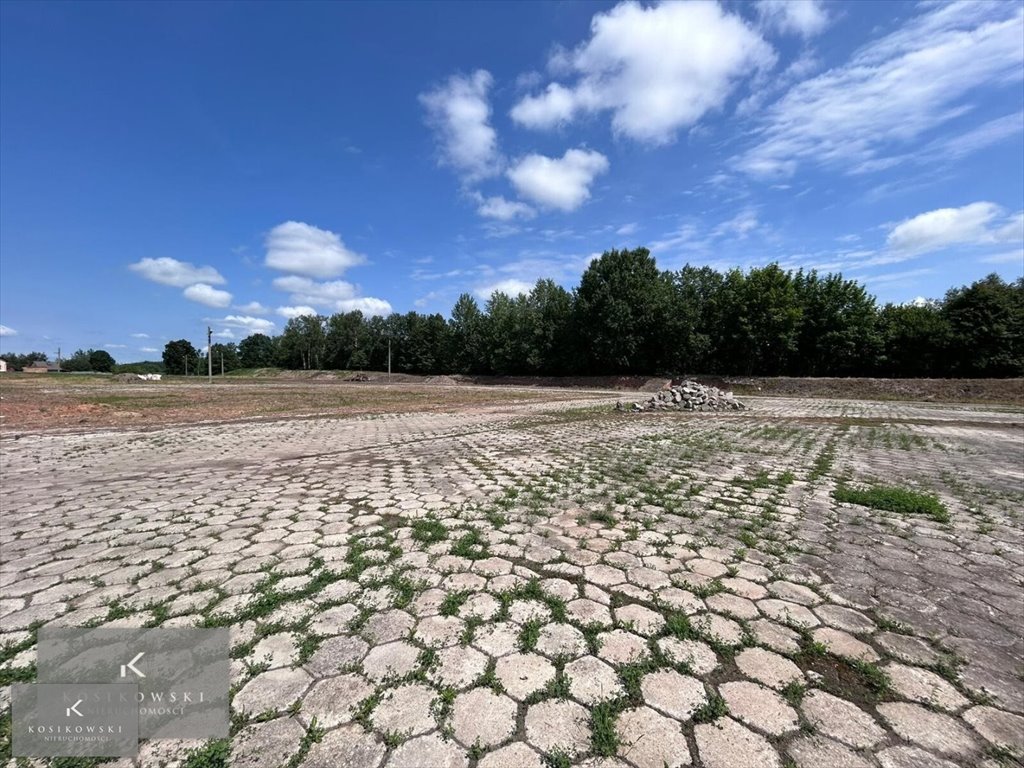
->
(387, 337), (391, 383)
(220, 351), (224, 376)
(207, 327), (212, 383)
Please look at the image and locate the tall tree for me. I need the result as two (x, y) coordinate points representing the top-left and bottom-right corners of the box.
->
(574, 248), (671, 374)
(448, 294), (487, 374)
(88, 349), (116, 372)
(162, 339), (198, 375)
(238, 333), (278, 369)
(942, 274), (1024, 377)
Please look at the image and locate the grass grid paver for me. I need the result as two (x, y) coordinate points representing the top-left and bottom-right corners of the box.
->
(0, 385), (1021, 767)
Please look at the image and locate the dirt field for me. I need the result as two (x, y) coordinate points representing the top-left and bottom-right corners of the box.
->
(1, 381), (1022, 767)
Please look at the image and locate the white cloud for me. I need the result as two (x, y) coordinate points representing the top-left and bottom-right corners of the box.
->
(272, 276), (393, 317)
(183, 283), (233, 308)
(104, 344), (127, 349)
(128, 257), (226, 287)
(475, 194), (536, 221)
(616, 222), (638, 236)
(887, 202), (1020, 256)
(737, 3), (1024, 177)
(510, 1), (774, 144)
(420, 70), (502, 183)
(0, 325), (18, 337)
(755, 0), (829, 37)
(336, 297), (393, 316)
(139, 347), (158, 353)
(214, 315), (276, 333)
(475, 278), (534, 299)
(276, 305), (319, 319)
(507, 148), (609, 211)
(930, 111), (1024, 160)
(130, 332), (149, 338)
(234, 301), (269, 315)
(213, 329), (235, 339)
(264, 221), (365, 278)
(980, 250), (1024, 265)
(713, 208), (760, 239)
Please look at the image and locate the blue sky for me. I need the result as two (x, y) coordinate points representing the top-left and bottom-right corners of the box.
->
(1, 0), (1022, 360)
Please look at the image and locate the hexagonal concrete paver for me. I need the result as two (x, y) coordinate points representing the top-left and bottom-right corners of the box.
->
(640, 669), (707, 721)
(299, 723), (385, 768)
(452, 688), (517, 748)
(719, 681), (798, 737)
(565, 655), (624, 705)
(495, 652), (555, 701)
(371, 683), (436, 737)
(616, 706), (691, 768)
(525, 699), (591, 756)
(695, 716), (782, 768)
(233, 667), (312, 715)
(384, 732), (467, 768)
(734, 648), (802, 690)
(299, 673), (373, 729)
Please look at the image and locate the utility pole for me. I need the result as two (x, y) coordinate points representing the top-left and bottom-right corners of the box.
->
(184, 356), (188, 376)
(57, 346), (61, 373)
(220, 351), (224, 376)
(387, 337), (391, 383)
(207, 326), (212, 384)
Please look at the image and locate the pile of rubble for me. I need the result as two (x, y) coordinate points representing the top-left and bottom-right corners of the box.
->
(618, 380), (745, 412)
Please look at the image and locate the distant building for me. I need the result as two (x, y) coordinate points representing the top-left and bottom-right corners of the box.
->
(23, 360), (60, 374)
(0, 359), (7, 373)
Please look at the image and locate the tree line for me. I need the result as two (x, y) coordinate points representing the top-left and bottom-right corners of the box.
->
(186, 249), (1024, 379)
(5, 249), (1021, 378)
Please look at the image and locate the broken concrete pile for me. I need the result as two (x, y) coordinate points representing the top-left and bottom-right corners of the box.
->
(619, 380), (745, 412)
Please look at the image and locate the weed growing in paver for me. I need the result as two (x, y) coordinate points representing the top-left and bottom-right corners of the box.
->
(834, 484), (950, 523)
(691, 691), (729, 723)
(180, 738), (230, 768)
(450, 528), (490, 560)
(381, 729), (410, 748)
(460, 615), (483, 645)
(781, 680), (806, 705)
(409, 518), (446, 548)
(518, 619), (542, 652)
(440, 590), (470, 617)
(474, 658), (505, 694)
(352, 690), (383, 729)
(849, 659), (893, 698)
(542, 750), (572, 768)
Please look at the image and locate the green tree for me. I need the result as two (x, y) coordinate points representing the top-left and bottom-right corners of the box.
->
(209, 343), (241, 374)
(325, 311), (366, 370)
(162, 339), (198, 375)
(664, 266), (723, 374)
(574, 248), (672, 374)
(942, 274), (1024, 376)
(88, 349), (116, 372)
(449, 294), (487, 374)
(876, 302), (950, 377)
(793, 270), (879, 376)
(277, 315), (326, 369)
(238, 333), (277, 369)
(717, 265), (802, 375)
(527, 279), (574, 374)
(61, 349), (93, 372)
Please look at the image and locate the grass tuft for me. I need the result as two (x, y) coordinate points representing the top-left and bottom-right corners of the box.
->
(833, 484), (949, 523)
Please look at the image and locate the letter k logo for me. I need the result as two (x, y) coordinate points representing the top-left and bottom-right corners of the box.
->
(120, 652), (145, 678)
(66, 699), (83, 717)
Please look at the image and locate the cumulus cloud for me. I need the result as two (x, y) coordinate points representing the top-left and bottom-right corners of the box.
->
(183, 283), (233, 308)
(510, 1), (774, 144)
(130, 332), (149, 339)
(475, 278), (534, 299)
(736, 3), (1024, 177)
(713, 208), (760, 239)
(507, 148), (609, 211)
(276, 305), (319, 319)
(139, 346), (158, 353)
(128, 257), (226, 287)
(887, 202), (1022, 256)
(272, 275), (393, 317)
(213, 315), (276, 333)
(104, 344), (127, 349)
(475, 194), (536, 221)
(234, 301), (269, 315)
(337, 297), (393, 316)
(0, 325), (15, 336)
(755, 0), (829, 37)
(264, 221), (365, 278)
(420, 70), (502, 183)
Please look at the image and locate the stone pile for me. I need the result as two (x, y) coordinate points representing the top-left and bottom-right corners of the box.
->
(620, 380), (745, 412)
